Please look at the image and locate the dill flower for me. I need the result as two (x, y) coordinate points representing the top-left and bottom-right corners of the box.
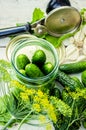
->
(32, 103), (41, 113)
(10, 80), (26, 91)
(40, 98), (49, 109)
(20, 87), (57, 123)
(34, 95), (40, 103)
(50, 96), (72, 118)
(26, 89), (36, 96)
(69, 88), (86, 100)
(37, 89), (44, 97)
(20, 92), (28, 101)
(47, 104), (57, 123)
(3, 80), (58, 129)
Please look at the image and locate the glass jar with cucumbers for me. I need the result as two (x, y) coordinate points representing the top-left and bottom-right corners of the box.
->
(6, 34), (59, 90)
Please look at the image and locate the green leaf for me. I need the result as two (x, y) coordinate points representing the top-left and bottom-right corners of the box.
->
(0, 97), (7, 114)
(45, 34), (59, 47)
(0, 60), (14, 82)
(0, 59), (11, 69)
(80, 8), (86, 25)
(0, 112), (11, 123)
(0, 66), (11, 82)
(31, 8), (45, 23)
(5, 94), (17, 114)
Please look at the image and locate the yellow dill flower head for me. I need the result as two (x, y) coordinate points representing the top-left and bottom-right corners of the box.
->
(26, 89), (36, 96)
(37, 90), (44, 97)
(47, 104), (57, 123)
(69, 88), (86, 100)
(10, 81), (58, 124)
(32, 103), (41, 112)
(76, 88), (86, 99)
(34, 96), (40, 103)
(10, 80), (26, 91)
(40, 98), (49, 108)
(69, 91), (82, 100)
(48, 111), (57, 123)
(20, 92), (28, 101)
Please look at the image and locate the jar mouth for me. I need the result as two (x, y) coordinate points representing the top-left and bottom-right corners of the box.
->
(11, 38), (59, 84)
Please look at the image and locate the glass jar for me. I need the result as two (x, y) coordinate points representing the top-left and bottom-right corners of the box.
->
(6, 34), (59, 89)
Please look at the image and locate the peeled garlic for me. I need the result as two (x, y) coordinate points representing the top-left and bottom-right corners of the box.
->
(82, 37), (86, 55)
(74, 29), (85, 47)
(76, 55), (86, 62)
(62, 36), (74, 46)
(65, 44), (79, 62)
(56, 44), (66, 64)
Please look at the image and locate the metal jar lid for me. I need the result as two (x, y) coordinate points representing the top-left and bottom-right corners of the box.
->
(45, 6), (82, 37)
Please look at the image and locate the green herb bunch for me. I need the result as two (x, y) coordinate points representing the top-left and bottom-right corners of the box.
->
(57, 87), (86, 130)
(0, 79), (56, 130)
(0, 60), (73, 130)
(0, 79), (73, 130)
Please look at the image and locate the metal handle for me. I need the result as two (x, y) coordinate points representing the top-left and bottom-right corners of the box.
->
(0, 23), (31, 37)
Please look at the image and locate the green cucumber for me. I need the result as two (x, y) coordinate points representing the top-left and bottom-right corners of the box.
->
(32, 49), (46, 67)
(59, 61), (86, 74)
(56, 70), (83, 91)
(50, 87), (61, 98)
(16, 54), (30, 69)
(72, 76), (84, 88)
(19, 69), (27, 76)
(25, 63), (44, 78)
(62, 89), (73, 106)
(42, 62), (54, 75)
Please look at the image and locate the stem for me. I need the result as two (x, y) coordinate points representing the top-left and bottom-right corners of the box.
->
(2, 116), (15, 130)
(66, 100), (75, 130)
(18, 110), (33, 130)
(67, 118), (80, 128)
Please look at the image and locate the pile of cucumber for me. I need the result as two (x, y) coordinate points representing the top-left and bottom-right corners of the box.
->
(16, 49), (54, 78)
(56, 61), (86, 91)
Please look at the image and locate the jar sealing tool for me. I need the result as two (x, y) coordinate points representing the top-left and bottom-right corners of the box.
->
(0, 6), (81, 37)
